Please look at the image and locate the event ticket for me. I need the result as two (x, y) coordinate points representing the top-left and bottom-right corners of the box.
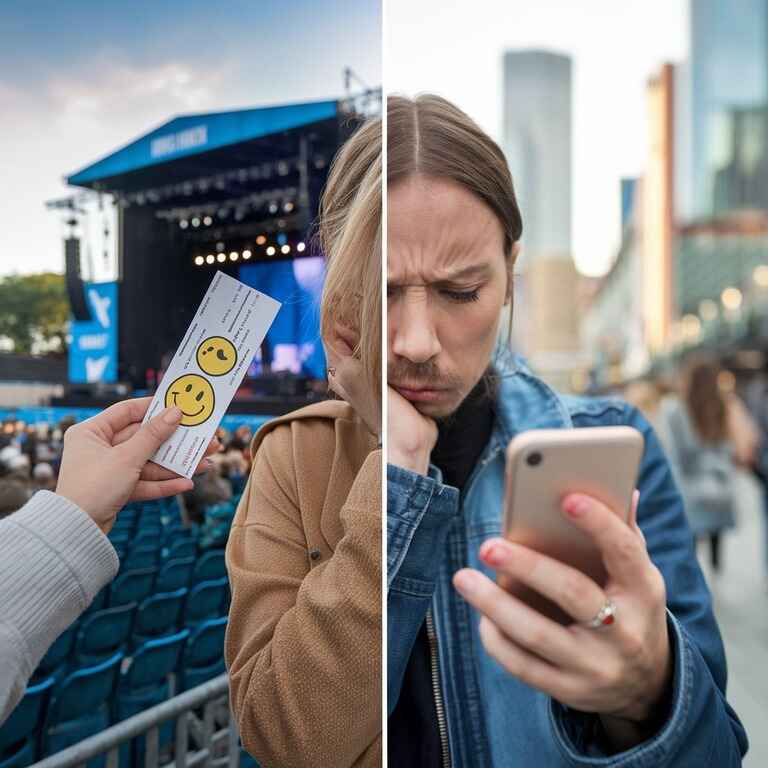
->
(142, 270), (281, 478)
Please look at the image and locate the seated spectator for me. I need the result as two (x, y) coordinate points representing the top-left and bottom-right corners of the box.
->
(31, 462), (56, 493)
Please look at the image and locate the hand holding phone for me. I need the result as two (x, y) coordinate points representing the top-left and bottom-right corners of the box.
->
(499, 426), (644, 624)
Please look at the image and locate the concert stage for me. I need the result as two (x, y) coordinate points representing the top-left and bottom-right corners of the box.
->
(54, 93), (378, 415)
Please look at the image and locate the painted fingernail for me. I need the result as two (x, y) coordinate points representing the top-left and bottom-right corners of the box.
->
(564, 495), (589, 517)
(327, 367), (337, 377)
(163, 406), (182, 424)
(454, 570), (479, 595)
(481, 542), (508, 566)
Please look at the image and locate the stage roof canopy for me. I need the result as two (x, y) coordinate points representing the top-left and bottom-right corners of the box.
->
(67, 98), (340, 192)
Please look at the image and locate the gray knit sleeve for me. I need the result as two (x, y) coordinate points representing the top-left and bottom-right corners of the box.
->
(0, 491), (119, 726)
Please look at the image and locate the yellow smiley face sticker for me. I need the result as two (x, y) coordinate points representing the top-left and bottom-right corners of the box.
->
(197, 336), (237, 376)
(164, 374), (215, 427)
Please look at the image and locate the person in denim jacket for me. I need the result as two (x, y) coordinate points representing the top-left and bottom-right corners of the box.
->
(386, 93), (748, 766)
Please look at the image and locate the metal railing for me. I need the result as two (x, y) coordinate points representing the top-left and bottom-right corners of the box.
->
(30, 674), (247, 768)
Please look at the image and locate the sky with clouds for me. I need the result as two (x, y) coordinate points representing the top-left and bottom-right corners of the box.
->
(0, 0), (381, 276)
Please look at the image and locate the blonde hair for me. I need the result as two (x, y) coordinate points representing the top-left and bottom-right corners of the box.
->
(318, 116), (382, 400)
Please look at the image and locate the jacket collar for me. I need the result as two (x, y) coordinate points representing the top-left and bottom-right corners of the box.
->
(489, 347), (573, 449)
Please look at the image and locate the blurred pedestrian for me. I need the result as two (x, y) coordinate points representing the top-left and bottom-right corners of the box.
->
(660, 357), (757, 572)
(743, 367), (768, 586)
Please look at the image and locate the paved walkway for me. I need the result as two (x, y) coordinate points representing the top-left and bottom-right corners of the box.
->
(696, 470), (768, 767)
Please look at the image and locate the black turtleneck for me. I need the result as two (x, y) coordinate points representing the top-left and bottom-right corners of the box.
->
(388, 372), (496, 766)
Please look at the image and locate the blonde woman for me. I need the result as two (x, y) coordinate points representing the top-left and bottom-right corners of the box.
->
(224, 116), (382, 768)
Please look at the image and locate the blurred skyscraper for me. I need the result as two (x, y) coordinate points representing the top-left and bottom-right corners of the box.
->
(689, 0), (768, 217)
(501, 50), (581, 389)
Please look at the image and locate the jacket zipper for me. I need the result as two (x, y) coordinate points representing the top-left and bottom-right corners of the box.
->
(426, 608), (451, 768)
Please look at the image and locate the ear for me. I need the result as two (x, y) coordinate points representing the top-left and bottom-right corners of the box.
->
(504, 242), (520, 305)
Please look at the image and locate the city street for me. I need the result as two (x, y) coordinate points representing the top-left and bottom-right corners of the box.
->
(698, 471), (768, 766)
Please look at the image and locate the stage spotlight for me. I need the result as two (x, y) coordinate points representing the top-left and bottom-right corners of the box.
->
(268, 201), (279, 214)
(194, 255), (204, 266)
(242, 250), (252, 260)
(281, 244), (291, 255)
(277, 233), (288, 245)
(283, 201), (294, 213)
(216, 241), (225, 251)
(297, 242), (306, 252)
(229, 251), (239, 261)
(203, 216), (213, 226)
(217, 252), (226, 263)
(266, 246), (276, 256)
(179, 219), (189, 229)
(205, 254), (215, 264)
(191, 217), (200, 228)
(256, 235), (267, 245)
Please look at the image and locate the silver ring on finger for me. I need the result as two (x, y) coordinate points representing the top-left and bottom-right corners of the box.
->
(582, 597), (617, 629)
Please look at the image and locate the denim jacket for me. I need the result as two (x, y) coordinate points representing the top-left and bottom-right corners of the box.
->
(387, 357), (748, 767)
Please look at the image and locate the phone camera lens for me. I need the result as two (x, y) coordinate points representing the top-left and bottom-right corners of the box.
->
(526, 451), (542, 467)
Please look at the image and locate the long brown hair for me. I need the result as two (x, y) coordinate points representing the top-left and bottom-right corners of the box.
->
(682, 357), (727, 443)
(387, 93), (522, 266)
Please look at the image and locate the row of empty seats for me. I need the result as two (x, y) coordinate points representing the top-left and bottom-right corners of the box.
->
(0, 498), (241, 768)
(0, 617), (228, 768)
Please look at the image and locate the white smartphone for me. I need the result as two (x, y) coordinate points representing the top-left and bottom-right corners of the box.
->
(499, 426), (644, 624)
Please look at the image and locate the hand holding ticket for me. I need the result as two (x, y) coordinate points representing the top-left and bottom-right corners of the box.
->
(142, 270), (281, 478)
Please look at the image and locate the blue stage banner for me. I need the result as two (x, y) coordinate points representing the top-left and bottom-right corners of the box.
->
(68, 281), (118, 384)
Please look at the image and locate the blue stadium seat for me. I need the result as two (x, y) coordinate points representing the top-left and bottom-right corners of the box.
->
(182, 578), (228, 627)
(239, 748), (261, 768)
(155, 557), (194, 592)
(131, 531), (163, 550)
(32, 623), (77, 682)
(74, 603), (135, 667)
(0, 676), (54, 768)
(162, 524), (192, 545)
(107, 531), (131, 549)
(164, 538), (197, 561)
(83, 586), (109, 616)
(108, 567), (157, 607)
(121, 545), (160, 571)
(177, 617), (228, 692)
(230, 474), (246, 495)
(133, 588), (187, 647)
(205, 502), (235, 521)
(192, 550), (227, 583)
(115, 630), (190, 767)
(43, 653), (123, 768)
(162, 495), (182, 520)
